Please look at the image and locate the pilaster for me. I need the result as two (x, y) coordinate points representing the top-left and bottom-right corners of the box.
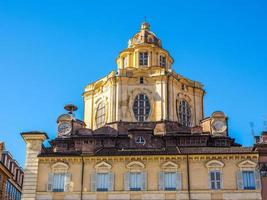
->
(21, 132), (48, 200)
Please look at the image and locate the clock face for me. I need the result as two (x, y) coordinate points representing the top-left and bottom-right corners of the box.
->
(58, 122), (72, 136)
(212, 120), (226, 133)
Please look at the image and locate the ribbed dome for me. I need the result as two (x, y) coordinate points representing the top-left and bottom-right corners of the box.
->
(128, 22), (162, 48)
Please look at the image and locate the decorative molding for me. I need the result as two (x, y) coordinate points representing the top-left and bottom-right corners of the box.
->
(95, 161), (112, 172)
(162, 161), (179, 172)
(51, 162), (69, 173)
(205, 160), (224, 169)
(38, 154), (258, 163)
(238, 160), (257, 169)
(126, 161), (145, 170)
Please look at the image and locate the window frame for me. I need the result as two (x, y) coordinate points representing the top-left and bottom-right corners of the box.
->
(48, 162), (71, 193)
(129, 172), (142, 191)
(164, 172), (177, 191)
(123, 56), (128, 68)
(96, 172), (109, 192)
(242, 170), (256, 190)
(52, 172), (67, 192)
(133, 93), (151, 122)
(140, 77), (144, 84)
(177, 99), (192, 127)
(159, 161), (182, 191)
(95, 101), (106, 128)
(209, 170), (222, 190)
(139, 52), (148, 66)
(159, 55), (166, 67)
(125, 161), (147, 191)
(135, 136), (146, 145)
(237, 160), (260, 190)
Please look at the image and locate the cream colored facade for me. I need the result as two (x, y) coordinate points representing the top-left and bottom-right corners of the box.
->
(21, 22), (262, 200)
(23, 135), (261, 200)
(84, 22), (204, 130)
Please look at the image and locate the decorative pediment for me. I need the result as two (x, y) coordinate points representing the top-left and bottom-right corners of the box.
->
(238, 160), (257, 169)
(162, 161), (179, 169)
(205, 160), (224, 169)
(126, 161), (145, 170)
(95, 161), (112, 171)
(51, 162), (69, 173)
(177, 93), (192, 104)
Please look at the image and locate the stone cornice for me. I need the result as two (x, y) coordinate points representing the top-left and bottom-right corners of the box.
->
(38, 154), (258, 163)
(21, 131), (48, 142)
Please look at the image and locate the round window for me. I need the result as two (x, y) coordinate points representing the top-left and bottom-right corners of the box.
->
(133, 94), (150, 122)
(135, 136), (146, 145)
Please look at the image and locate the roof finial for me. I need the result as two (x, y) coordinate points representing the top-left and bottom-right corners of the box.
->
(141, 17), (150, 31)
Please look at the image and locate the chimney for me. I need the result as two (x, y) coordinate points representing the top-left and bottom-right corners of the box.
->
(0, 141), (5, 152)
(262, 131), (267, 143)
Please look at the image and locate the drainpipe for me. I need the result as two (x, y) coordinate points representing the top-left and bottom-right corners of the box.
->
(80, 156), (84, 200)
(186, 154), (191, 200)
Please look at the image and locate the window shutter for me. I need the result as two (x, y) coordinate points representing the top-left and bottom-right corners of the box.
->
(64, 173), (72, 192)
(220, 171), (224, 190)
(141, 172), (147, 191)
(47, 173), (53, 192)
(255, 170), (261, 190)
(236, 171), (243, 190)
(108, 172), (114, 191)
(208, 171), (212, 189)
(91, 172), (96, 192)
(158, 172), (164, 190)
(176, 172), (182, 190)
(124, 172), (130, 191)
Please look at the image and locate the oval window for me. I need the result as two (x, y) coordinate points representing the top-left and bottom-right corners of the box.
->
(133, 94), (150, 122)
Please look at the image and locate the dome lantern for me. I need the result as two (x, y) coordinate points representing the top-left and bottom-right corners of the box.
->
(141, 21), (150, 31)
(116, 22), (174, 70)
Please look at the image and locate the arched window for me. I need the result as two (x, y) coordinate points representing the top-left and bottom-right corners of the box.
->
(133, 94), (150, 122)
(96, 102), (106, 128)
(178, 100), (191, 127)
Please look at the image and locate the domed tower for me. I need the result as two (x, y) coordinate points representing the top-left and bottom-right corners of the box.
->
(83, 22), (205, 130)
(116, 22), (173, 71)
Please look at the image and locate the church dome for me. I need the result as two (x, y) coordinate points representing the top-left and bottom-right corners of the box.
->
(128, 22), (162, 48)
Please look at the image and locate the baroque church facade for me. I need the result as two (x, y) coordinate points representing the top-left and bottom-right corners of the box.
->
(21, 22), (262, 200)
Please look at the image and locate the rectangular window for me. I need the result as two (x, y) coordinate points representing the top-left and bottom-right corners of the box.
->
(164, 172), (177, 191)
(140, 77), (144, 84)
(242, 171), (256, 190)
(123, 56), (128, 68)
(53, 173), (66, 192)
(130, 172), (142, 191)
(96, 173), (109, 191)
(159, 55), (166, 67)
(139, 52), (148, 66)
(210, 170), (221, 190)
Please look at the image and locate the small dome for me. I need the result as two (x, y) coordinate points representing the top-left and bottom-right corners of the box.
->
(57, 114), (74, 123)
(212, 111), (226, 118)
(128, 22), (162, 48)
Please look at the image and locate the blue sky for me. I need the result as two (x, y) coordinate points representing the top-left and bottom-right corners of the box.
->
(0, 0), (266, 166)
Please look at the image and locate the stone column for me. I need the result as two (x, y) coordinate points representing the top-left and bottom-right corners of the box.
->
(21, 132), (48, 200)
